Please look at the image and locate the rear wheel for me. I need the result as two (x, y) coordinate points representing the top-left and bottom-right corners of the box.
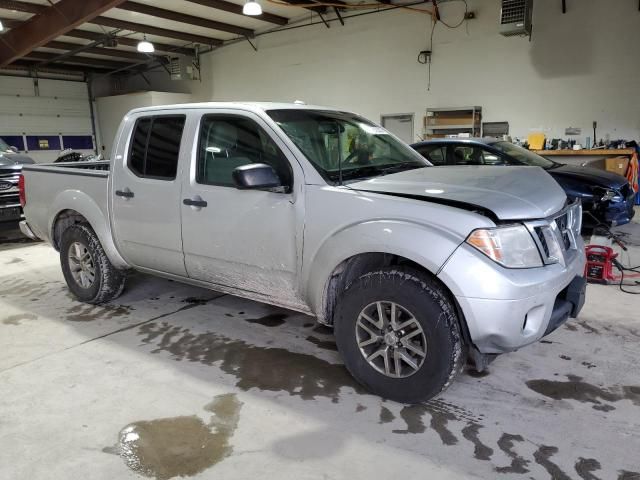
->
(60, 224), (126, 304)
(334, 267), (463, 403)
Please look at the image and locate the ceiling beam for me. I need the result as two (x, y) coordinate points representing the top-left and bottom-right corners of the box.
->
(0, 0), (128, 67)
(184, 0), (288, 26)
(0, 0), (223, 46)
(5, 59), (110, 75)
(0, 16), (18, 28)
(0, 0), (42, 14)
(62, 30), (197, 56)
(276, 0), (348, 14)
(25, 51), (132, 70)
(0, 18), (197, 56)
(89, 16), (223, 46)
(45, 40), (152, 62)
(118, 1), (254, 37)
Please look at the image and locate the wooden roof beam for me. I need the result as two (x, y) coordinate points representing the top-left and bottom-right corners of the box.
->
(0, 0), (222, 47)
(118, 1), (254, 37)
(45, 40), (153, 62)
(0, 0), (128, 67)
(184, 0), (288, 26)
(25, 51), (132, 70)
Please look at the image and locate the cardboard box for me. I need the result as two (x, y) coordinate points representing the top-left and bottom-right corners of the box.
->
(605, 156), (629, 176)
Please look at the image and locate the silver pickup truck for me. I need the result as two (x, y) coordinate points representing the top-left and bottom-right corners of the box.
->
(19, 102), (586, 403)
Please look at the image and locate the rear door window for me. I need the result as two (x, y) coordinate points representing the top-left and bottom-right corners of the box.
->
(128, 115), (186, 180)
(416, 145), (448, 166)
(452, 145), (480, 165)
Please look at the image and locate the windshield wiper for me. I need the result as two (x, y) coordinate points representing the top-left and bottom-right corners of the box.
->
(544, 162), (563, 170)
(334, 166), (381, 181)
(330, 162), (424, 183)
(376, 162), (424, 174)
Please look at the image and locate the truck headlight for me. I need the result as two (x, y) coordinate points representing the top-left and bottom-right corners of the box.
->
(466, 225), (543, 268)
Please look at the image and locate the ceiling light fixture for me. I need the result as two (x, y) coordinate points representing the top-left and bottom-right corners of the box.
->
(242, 0), (262, 16)
(137, 35), (154, 53)
(0, 19), (4, 32)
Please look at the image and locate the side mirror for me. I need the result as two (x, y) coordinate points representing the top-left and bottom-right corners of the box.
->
(232, 163), (282, 190)
(9, 146), (18, 153)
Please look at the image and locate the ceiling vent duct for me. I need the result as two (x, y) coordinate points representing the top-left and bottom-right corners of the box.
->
(169, 56), (198, 81)
(499, 0), (533, 37)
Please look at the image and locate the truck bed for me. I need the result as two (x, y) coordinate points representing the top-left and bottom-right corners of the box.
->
(21, 161), (111, 245)
(23, 161), (111, 176)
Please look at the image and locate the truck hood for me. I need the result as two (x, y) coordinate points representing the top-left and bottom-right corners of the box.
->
(0, 151), (35, 168)
(348, 166), (567, 220)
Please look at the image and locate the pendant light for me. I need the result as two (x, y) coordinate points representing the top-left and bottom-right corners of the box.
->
(137, 35), (154, 53)
(242, 0), (262, 16)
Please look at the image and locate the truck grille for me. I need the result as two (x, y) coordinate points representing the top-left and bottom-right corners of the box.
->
(0, 170), (20, 207)
(535, 228), (550, 257)
(555, 212), (572, 250)
(529, 200), (581, 265)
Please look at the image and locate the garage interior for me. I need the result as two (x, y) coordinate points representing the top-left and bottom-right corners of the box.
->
(1, 0), (640, 479)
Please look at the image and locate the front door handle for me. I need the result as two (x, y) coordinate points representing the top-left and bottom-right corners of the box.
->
(183, 197), (208, 208)
(115, 188), (134, 198)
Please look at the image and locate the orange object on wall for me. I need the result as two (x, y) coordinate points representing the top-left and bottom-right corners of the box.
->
(627, 152), (639, 193)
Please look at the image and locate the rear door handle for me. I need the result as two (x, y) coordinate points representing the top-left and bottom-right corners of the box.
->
(115, 188), (134, 198)
(183, 197), (208, 208)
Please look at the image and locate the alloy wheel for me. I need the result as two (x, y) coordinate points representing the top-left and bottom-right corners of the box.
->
(68, 241), (96, 289)
(355, 301), (427, 378)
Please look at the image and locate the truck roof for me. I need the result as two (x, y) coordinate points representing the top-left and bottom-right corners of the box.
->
(126, 101), (344, 116)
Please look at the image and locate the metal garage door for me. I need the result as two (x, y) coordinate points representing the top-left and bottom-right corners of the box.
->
(0, 76), (96, 163)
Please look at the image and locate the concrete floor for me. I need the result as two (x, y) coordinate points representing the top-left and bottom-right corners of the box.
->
(1, 221), (639, 480)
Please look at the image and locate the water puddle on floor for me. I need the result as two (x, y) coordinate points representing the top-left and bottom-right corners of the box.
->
(106, 393), (242, 480)
(526, 374), (640, 411)
(138, 321), (360, 402)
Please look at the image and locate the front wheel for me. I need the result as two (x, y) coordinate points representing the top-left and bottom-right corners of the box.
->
(60, 223), (126, 304)
(334, 267), (463, 403)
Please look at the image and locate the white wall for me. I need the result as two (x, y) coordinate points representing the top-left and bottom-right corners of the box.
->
(95, 91), (192, 158)
(192, 0), (640, 144)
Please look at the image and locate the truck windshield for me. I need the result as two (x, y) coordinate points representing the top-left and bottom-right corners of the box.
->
(0, 138), (10, 152)
(492, 141), (557, 169)
(267, 109), (429, 184)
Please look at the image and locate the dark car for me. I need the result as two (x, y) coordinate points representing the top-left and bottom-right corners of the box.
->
(411, 138), (636, 228)
(0, 138), (35, 224)
(54, 149), (102, 163)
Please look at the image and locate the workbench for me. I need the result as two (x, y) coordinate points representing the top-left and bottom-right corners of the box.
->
(533, 149), (634, 156)
(532, 149), (634, 168)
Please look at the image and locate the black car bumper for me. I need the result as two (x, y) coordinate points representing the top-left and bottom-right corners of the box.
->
(0, 205), (23, 223)
(544, 275), (587, 336)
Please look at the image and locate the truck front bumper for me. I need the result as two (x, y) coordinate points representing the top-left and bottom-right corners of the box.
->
(437, 241), (587, 354)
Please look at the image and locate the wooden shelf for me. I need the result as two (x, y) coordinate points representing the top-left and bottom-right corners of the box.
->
(533, 149), (634, 156)
(423, 106), (482, 138)
(426, 124), (479, 130)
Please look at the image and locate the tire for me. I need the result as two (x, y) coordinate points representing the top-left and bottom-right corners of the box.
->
(334, 267), (463, 403)
(59, 223), (126, 304)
